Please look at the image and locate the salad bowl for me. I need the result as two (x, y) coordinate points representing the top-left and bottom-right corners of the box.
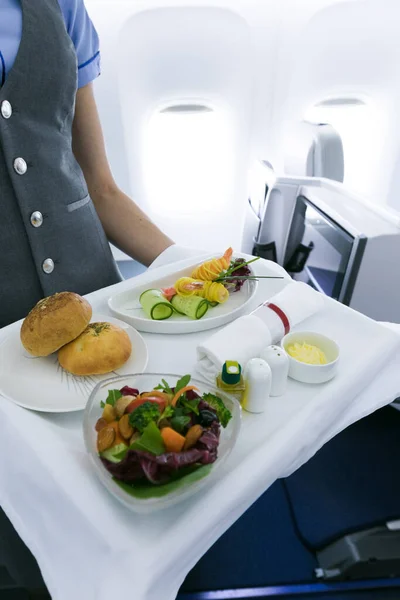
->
(83, 373), (241, 513)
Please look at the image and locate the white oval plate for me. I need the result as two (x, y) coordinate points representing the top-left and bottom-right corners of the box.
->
(108, 255), (260, 334)
(0, 314), (148, 413)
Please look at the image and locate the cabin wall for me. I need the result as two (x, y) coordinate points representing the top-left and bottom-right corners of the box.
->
(85, 0), (400, 258)
(272, 0), (400, 212)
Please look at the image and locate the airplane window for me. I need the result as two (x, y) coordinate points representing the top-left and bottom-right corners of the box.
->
(305, 102), (384, 202)
(143, 106), (234, 246)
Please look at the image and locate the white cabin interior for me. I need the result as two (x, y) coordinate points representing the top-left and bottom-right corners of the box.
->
(86, 0), (400, 300)
(1, 2), (400, 599)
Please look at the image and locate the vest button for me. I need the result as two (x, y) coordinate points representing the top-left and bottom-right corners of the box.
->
(42, 258), (55, 274)
(1, 100), (12, 119)
(30, 211), (43, 228)
(14, 157), (27, 175)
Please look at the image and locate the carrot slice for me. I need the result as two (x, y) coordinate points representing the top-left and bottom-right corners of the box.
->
(171, 385), (199, 407)
(161, 427), (186, 453)
(141, 391), (172, 402)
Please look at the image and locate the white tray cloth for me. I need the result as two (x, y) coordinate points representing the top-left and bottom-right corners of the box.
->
(0, 247), (400, 600)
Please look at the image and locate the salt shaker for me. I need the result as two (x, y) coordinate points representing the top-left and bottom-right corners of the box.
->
(242, 358), (272, 413)
(259, 345), (289, 397)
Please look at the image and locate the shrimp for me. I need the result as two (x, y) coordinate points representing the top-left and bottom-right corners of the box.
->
(174, 277), (202, 297)
(191, 247), (233, 281)
(174, 277), (229, 304)
(161, 286), (177, 302)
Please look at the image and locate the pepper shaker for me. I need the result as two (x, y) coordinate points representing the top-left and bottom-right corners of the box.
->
(259, 345), (289, 397)
(242, 358), (272, 413)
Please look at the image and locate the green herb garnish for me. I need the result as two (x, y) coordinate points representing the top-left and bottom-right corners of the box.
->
(88, 323), (111, 336)
(216, 256), (284, 282)
(202, 392), (232, 428)
(158, 405), (175, 425)
(155, 378), (173, 395)
(180, 397), (200, 416)
(170, 412), (191, 433)
(100, 389), (122, 408)
(216, 257), (260, 281)
(174, 374), (191, 393)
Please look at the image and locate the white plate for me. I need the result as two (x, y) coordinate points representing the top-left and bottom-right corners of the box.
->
(108, 254), (260, 334)
(0, 314), (148, 413)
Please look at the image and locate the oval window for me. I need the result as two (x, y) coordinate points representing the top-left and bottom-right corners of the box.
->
(143, 105), (234, 217)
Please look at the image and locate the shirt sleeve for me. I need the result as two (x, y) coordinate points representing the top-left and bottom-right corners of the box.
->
(58, 0), (101, 88)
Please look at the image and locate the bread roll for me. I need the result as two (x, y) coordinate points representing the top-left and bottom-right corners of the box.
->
(58, 322), (132, 376)
(21, 292), (92, 357)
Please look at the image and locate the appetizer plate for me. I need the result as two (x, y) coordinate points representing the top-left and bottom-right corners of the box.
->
(0, 314), (148, 413)
(108, 254), (260, 334)
(83, 373), (241, 513)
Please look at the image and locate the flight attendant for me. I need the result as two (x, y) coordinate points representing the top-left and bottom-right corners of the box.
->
(0, 0), (174, 328)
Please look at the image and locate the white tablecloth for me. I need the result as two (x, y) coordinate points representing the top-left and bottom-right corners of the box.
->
(1, 246), (400, 600)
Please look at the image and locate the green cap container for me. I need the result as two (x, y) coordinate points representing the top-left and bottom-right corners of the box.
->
(221, 360), (242, 385)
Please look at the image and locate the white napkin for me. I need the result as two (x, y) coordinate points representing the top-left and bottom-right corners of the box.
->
(196, 281), (324, 384)
(250, 281), (325, 339)
(197, 315), (273, 383)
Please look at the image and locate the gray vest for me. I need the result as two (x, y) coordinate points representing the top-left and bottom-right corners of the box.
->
(0, 0), (122, 328)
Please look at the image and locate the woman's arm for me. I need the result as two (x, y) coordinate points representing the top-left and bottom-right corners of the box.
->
(72, 83), (174, 267)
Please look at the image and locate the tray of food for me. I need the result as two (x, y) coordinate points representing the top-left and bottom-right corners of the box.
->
(83, 372), (241, 513)
(0, 292), (148, 412)
(108, 248), (283, 334)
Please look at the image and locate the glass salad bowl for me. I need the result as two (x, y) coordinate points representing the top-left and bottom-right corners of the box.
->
(83, 373), (242, 513)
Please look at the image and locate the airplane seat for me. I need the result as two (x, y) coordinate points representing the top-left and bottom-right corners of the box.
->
(248, 119), (344, 259)
(179, 407), (400, 597)
(273, 0), (400, 212)
(283, 405), (400, 581)
(283, 120), (344, 182)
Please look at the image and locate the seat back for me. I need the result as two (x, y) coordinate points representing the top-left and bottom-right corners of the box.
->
(284, 121), (344, 182)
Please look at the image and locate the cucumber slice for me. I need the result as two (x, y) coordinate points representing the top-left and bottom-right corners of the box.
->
(151, 303), (174, 320)
(100, 443), (128, 464)
(139, 289), (174, 320)
(139, 288), (161, 302)
(196, 300), (209, 319)
(171, 295), (209, 320)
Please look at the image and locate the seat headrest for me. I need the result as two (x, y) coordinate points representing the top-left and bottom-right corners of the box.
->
(284, 121), (344, 182)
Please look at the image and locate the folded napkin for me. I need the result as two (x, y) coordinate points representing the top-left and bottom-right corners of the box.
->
(196, 281), (325, 384)
(251, 280), (325, 341)
(196, 315), (272, 383)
